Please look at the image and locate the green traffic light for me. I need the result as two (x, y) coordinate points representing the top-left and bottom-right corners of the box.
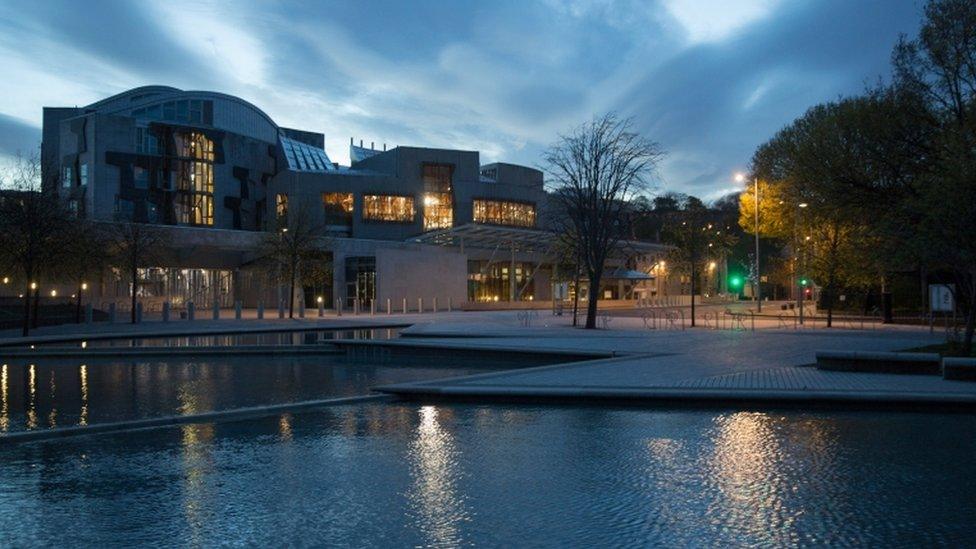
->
(729, 276), (742, 288)
(800, 278), (808, 286)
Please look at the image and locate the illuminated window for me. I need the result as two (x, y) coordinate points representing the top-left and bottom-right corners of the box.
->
(473, 199), (536, 228)
(79, 163), (88, 186)
(276, 193), (289, 222)
(175, 131), (214, 226)
(322, 192), (353, 225)
(62, 165), (73, 188)
(422, 163), (453, 230)
(363, 194), (415, 223)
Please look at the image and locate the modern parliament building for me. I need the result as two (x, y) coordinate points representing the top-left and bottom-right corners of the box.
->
(41, 86), (670, 312)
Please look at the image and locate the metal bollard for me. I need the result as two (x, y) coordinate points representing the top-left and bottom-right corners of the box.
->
(318, 299), (324, 317)
(135, 302), (143, 324)
(108, 303), (117, 323)
(85, 303), (93, 324)
(235, 300), (242, 320)
(370, 299), (376, 315)
(257, 301), (264, 319)
(387, 298), (392, 315)
(432, 297), (438, 313)
(187, 301), (195, 321)
(402, 298), (408, 314)
(335, 298), (342, 316)
(353, 298), (359, 315)
(162, 301), (170, 322)
(448, 297), (453, 312)
(298, 299), (305, 318)
(418, 297), (423, 313)
(212, 300), (220, 320)
(278, 299), (285, 319)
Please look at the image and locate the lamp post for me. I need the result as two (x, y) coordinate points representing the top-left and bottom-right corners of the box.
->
(736, 173), (761, 312)
(797, 202), (808, 324)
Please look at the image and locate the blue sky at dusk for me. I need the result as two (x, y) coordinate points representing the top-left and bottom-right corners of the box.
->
(0, 0), (922, 198)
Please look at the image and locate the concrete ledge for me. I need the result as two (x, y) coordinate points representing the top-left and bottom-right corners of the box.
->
(943, 357), (976, 382)
(0, 345), (346, 358)
(376, 383), (976, 411)
(816, 351), (941, 375)
(0, 394), (390, 445)
(331, 338), (616, 363)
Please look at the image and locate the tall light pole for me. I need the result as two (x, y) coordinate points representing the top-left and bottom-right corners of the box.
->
(736, 173), (761, 312)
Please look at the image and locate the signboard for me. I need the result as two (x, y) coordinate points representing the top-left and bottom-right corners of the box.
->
(929, 284), (955, 313)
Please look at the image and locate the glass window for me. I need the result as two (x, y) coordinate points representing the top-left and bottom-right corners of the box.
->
(276, 193), (289, 222)
(177, 100), (188, 121)
(175, 131), (215, 226)
(189, 100), (203, 124)
(422, 163), (453, 230)
(133, 167), (149, 189)
(473, 199), (536, 228)
(322, 192), (353, 225)
(79, 163), (88, 187)
(363, 194), (415, 223)
(62, 165), (73, 188)
(163, 101), (176, 121)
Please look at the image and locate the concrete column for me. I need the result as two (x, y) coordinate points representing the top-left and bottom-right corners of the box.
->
(257, 301), (264, 319)
(162, 301), (170, 322)
(235, 300), (242, 320)
(108, 303), (116, 323)
(187, 301), (195, 321)
(85, 303), (93, 324)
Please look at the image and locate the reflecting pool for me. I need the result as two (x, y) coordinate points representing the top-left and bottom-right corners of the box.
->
(0, 353), (535, 433)
(27, 327), (402, 348)
(1, 404), (974, 546)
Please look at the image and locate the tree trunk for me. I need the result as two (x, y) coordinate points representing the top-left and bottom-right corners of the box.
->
(31, 286), (40, 329)
(76, 282), (82, 324)
(585, 273), (601, 329)
(21, 282), (31, 337)
(288, 262), (297, 319)
(825, 286), (833, 328)
(963, 304), (975, 357)
(572, 262), (581, 327)
(690, 263), (696, 327)
(131, 263), (138, 324)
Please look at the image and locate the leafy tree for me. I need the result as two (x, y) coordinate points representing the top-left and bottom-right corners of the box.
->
(107, 222), (169, 324)
(544, 113), (665, 329)
(660, 196), (736, 326)
(0, 152), (75, 335)
(261, 204), (331, 318)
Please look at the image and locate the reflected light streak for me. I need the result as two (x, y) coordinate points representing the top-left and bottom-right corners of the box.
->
(26, 364), (37, 430)
(0, 364), (8, 432)
(48, 370), (57, 428)
(408, 405), (468, 547)
(278, 413), (293, 441)
(79, 364), (88, 426)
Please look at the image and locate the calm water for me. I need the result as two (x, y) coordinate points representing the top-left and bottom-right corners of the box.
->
(0, 354), (532, 432)
(27, 327), (401, 348)
(1, 404), (974, 546)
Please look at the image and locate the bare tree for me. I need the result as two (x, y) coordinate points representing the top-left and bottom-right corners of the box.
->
(260, 203), (331, 318)
(107, 222), (168, 323)
(0, 152), (75, 335)
(56, 222), (110, 323)
(544, 114), (664, 329)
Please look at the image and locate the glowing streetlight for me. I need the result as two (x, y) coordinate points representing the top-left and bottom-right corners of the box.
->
(50, 290), (57, 297)
(30, 282), (37, 290)
(81, 282), (88, 291)
(799, 202), (808, 208)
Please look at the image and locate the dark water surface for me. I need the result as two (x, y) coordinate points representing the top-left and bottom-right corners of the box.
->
(1, 404), (974, 546)
(27, 327), (401, 348)
(0, 352), (522, 432)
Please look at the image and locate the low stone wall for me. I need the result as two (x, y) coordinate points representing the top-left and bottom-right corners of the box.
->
(943, 358), (976, 381)
(816, 350), (941, 375)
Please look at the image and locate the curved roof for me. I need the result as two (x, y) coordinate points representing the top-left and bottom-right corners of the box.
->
(84, 86), (281, 143)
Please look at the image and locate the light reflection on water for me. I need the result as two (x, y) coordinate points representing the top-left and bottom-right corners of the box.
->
(0, 404), (975, 546)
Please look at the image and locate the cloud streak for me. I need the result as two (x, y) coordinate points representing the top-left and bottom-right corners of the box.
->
(0, 0), (921, 199)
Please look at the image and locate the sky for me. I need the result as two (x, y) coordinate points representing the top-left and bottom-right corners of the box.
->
(0, 0), (923, 199)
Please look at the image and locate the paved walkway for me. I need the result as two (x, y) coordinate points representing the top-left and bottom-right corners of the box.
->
(378, 320), (976, 408)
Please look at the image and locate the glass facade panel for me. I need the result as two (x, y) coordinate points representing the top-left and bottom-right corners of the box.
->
(422, 163), (453, 231)
(62, 166), (72, 188)
(175, 131), (214, 226)
(363, 194), (414, 223)
(467, 260), (536, 302)
(322, 192), (353, 225)
(275, 193), (289, 223)
(473, 199), (536, 228)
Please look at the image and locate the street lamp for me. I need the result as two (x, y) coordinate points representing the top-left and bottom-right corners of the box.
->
(735, 172), (762, 312)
